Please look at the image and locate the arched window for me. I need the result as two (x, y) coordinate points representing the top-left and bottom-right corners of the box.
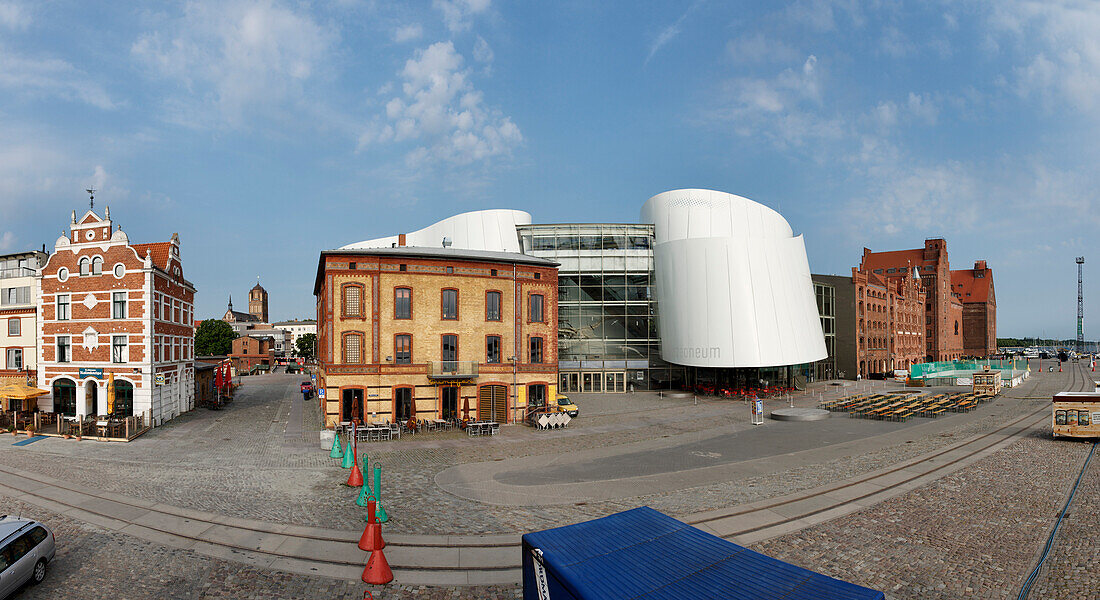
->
(52, 378), (76, 416)
(113, 380), (134, 417)
(91, 256), (103, 275)
(955, 320), (959, 335)
(79, 257), (90, 276)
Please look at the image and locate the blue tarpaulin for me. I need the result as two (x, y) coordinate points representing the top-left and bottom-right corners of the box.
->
(522, 506), (884, 600)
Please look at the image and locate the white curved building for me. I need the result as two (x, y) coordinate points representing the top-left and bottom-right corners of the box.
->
(341, 209), (530, 253)
(641, 189), (826, 368)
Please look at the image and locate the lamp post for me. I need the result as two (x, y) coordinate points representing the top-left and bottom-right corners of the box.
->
(509, 356), (517, 424)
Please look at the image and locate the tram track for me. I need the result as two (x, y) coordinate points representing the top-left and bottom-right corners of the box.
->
(0, 366), (1074, 585)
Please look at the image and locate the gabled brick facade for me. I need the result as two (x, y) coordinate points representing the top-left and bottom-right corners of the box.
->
(36, 207), (196, 425)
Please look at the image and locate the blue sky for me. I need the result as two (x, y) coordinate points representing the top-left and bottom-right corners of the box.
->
(1, 1), (1096, 338)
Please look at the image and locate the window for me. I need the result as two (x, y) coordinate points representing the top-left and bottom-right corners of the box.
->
(486, 291), (501, 321)
(5, 348), (21, 369)
(91, 256), (102, 275)
(343, 285), (362, 317)
(441, 289), (458, 320)
(1, 286), (29, 306)
(395, 288), (412, 319)
(113, 291), (127, 319)
(530, 336), (544, 363)
(528, 384), (547, 408)
(53, 379), (76, 416)
(349, 262), (357, 270)
(57, 336), (71, 362)
(79, 257), (90, 276)
(7, 317), (18, 336)
(113, 263), (125, 278)
(490, 269), (498, 276)
(446, 266), (454, 274)
(529, 294), (544, 322)
(442, 334), (458, 362)
(343, 333), (362, 363)
(954, 320), (959, 335)
(487, 335), (501, 363)
(113, 380), (134, 417)
(395, 334), (411, 364)
(399, 264), (407, 272)
(112, 335), (128, 363)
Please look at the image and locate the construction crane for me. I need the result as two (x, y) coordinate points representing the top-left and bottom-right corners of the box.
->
(1077, 257), (1085, 354)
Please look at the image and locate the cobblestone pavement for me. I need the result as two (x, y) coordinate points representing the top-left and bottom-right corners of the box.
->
(0, 495), (521, 600)
(752, 426), (1089, 599)
(1026, 438), (1100, 599)
(0, 370), (1070, 536)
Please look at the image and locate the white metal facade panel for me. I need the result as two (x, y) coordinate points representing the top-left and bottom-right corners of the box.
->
(642, 189), (827, 368)
(342, 209), (531, 252)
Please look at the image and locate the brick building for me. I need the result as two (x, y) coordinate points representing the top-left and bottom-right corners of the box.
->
(36, 206), (196, 425)
(229, 334), (276, 373)
(1, 251), (47, 386)
(952, 260), (997, 357)
(858, 239), (968, 362)
(850, 265), (926, 377)
(314, 245), (558, 428)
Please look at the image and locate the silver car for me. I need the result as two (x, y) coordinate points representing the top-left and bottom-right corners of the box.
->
(0, 516), (55, 598)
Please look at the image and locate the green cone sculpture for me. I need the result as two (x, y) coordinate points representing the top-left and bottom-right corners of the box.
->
(373, 465), (388, 523)
(329, 433), (343, 459)
(341, 439), (354, 469)
(356, 454), (373, 506)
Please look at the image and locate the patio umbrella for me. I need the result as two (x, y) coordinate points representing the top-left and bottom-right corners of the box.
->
(107, 373), (115, 417)
(0, 381), (49, 412)
(224, 362), (233, 390)
(462, 397), (470, 420)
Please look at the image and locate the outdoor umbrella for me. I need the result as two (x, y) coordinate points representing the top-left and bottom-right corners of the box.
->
(0, 381), (49, 412)
(462, 398), (470, 421)
(107, 373), (115, 417)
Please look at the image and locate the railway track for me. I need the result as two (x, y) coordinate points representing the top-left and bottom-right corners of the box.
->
(0, 367), (1073, 585)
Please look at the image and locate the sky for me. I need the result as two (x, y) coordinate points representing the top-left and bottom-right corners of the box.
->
(0, 0), (1097, 338)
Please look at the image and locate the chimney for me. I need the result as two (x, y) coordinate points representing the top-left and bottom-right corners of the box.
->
(398, 234), (406, 247)
(974, 260), (987, 271)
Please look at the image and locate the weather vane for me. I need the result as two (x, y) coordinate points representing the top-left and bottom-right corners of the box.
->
(86, 188), (96, 210)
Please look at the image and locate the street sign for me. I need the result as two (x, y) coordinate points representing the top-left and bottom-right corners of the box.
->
(155, 373), (165, 386)
(318, 388), (326, 399)
(78, 367), (103, 379)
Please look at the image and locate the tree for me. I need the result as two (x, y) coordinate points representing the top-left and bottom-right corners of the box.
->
(296, 333), (316, 361)
(195, 319), (237, 356)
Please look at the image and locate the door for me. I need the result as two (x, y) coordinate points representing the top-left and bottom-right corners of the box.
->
(605, 372), (626, 393)
(341, 388), (364, 423)
(478, 385), (507, 422)
(441, 387), (458, 420)
(560, 372), (579, 393)
(583, 372), (602, 392)
(86, 381), (99, 416)
(395, 388), (413, 421)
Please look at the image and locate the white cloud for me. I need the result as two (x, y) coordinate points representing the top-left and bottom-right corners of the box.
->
(784, 0), (863, 32)
(0, 51), (117, 109)
(132, 0), (338, 128)
(433, 0), (490, 33)
(359, 41), (521, 167)
(988, 2), (1100, 113)
(879, 26), (913, 58)
(0, 1), (30, 29)
(646, 1), (702, 65)
(473, 36), (493, 63)
(906, 92), (938, 124)
(393, 23), (423, 43)
(0, 231), (14, 251)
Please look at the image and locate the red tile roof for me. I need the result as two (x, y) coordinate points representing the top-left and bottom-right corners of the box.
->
(951, 268), (993, 303)
(861, 249), (928, 272)
(131, 242), (173, 270)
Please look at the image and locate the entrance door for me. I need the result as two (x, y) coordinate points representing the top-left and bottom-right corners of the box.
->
(441, 387), (458, 420)
(395, 388), (413, 421)
(583, 373), (603, 393)
(560, 372), (579, 393)
(85, 381), (98, 416)
(478, 385), (507, 422)
(604, 372), (625, 393)
(341, 388), (364, 423)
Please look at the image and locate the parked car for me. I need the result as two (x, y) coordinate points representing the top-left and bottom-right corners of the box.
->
(555, 394), (579, 418)
(0, 515), (55, 598)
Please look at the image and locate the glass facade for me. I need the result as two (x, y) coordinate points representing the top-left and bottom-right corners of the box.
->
(518, 224), (682, 391)
(812, 281), (836, 381)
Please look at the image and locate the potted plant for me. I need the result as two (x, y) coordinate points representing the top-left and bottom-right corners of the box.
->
(25, 423), (35, 437)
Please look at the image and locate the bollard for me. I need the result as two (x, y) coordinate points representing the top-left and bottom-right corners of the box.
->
(341, 438), (355, 469)
(358, 500), (385, 551)
(357, 454), (373, 506)
(373, 465), (388, 523)
(330, 433), (343, 459)
(346, 446), (364, 487)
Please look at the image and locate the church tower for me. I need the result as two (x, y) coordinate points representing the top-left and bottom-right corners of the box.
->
(249, 281), (269, 323)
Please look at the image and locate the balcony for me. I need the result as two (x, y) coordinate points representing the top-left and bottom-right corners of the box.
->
(426, 360), (479, 380)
